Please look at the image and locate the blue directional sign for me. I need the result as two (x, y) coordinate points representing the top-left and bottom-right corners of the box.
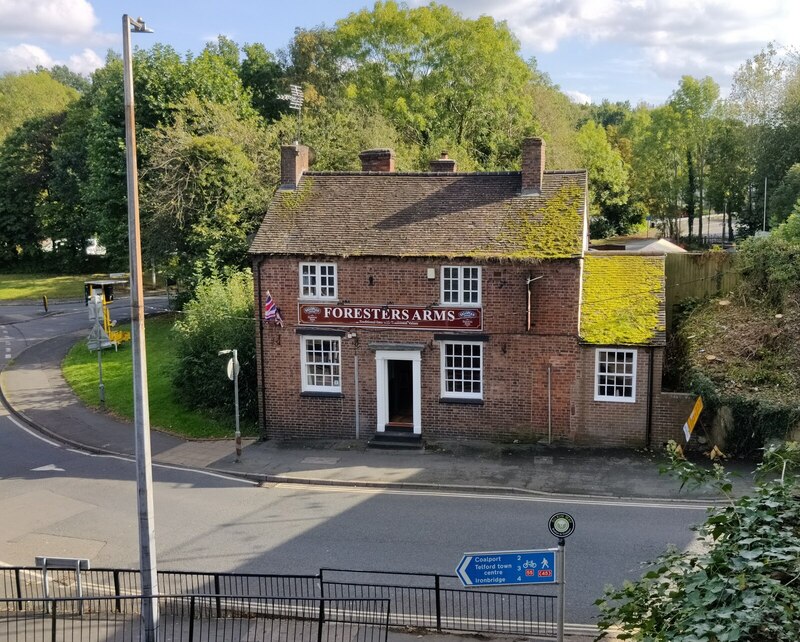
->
(456, 549), (557, 587)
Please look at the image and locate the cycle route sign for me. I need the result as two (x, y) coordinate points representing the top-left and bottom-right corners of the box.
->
(456, 549), (557, 587)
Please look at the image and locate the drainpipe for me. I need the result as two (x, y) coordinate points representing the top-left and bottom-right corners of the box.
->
(645, 346), (654, 449)
(255, 256), (268, 439)
(547, 363), (553, 444)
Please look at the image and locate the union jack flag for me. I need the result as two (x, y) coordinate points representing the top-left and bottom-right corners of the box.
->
(263, 291), (284, 327)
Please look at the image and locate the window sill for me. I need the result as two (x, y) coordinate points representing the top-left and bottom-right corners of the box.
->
(593, 396), (637, 404)
(300, 391), (344, 399)
(439, 397), (484, 406)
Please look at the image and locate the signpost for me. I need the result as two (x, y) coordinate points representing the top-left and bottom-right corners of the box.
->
(457, 513), (576, 642)
(683, 396), (704, 442)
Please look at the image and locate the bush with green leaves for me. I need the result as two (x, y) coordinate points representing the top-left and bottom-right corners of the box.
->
(172, 269), (258, 423)
(596, 441), (800, 641)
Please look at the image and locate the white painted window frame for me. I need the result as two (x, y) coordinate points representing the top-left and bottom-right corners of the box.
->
(299, 262), (338, 300)
(594, 348), (637, 403)
(440, 266), (481, 306)
(440, 340), (483, 400)
(300, 336), (342, 393)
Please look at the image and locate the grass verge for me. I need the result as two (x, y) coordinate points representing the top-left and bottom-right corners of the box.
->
(62, 315), (258, 439)
(0, 273), (106, 301)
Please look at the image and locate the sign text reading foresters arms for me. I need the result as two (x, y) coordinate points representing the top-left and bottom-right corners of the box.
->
(298, 303), (483, 331)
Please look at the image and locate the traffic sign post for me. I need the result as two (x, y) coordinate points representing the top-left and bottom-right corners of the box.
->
(548, 512), (576, 642)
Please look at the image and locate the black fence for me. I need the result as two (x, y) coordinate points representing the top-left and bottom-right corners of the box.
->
(0, 567), (557, 638)
(0, 595), (390, 642)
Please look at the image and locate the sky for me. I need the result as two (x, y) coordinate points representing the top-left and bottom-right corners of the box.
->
(1, 0), (798, 105)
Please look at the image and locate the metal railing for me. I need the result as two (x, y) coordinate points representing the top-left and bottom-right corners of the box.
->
(0, 595), (390, 642)
(1, 567), (556, 637)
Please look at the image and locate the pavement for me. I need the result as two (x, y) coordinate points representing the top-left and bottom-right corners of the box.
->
(0, 324), (758, 503)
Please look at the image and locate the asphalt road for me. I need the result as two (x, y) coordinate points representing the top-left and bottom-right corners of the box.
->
(0, 297), (708, 626)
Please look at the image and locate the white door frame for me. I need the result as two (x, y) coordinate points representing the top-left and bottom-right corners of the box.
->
(375, 349), (422, 435)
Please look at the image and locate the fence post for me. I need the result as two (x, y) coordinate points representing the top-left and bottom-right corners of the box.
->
(50, 600), (57, 642)
(113, 571), (121, 612)
(214, 573), (222, 618)
(188, 596), (195, 642)
(14, 568), (22, 610)
(316, 599), (325, 642)
(434, 574), (442, 632)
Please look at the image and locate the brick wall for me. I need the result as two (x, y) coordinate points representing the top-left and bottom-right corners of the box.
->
(254, 255), (583, 441)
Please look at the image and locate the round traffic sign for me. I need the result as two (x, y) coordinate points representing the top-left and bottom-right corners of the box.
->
(548, 512), (576, 538)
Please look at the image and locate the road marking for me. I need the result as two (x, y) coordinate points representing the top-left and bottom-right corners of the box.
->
(270, 482), (712, 510)
(31, 464), (65, 472)
(6, 416), (63, 448)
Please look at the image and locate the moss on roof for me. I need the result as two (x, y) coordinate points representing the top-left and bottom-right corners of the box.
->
(581, 255), (664, 345)
(488, 183), (585, 259)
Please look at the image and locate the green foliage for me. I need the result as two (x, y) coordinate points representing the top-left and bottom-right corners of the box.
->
(769, 163), (800, 226)
(581, 256), (663, 345)
(172, 270), (258, 423)
(596, 442), (800, 641)
(0, 70), (77, 144)
(773, 200), (800, 242)
(737, 235), (800, 308)
(576, 120), (630, 218)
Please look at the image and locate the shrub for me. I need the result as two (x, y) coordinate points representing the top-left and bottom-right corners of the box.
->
(172, 269), (258, 422)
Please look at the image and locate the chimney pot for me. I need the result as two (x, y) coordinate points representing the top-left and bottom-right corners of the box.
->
(359, 148), (395, 172)
(280, 143), (309, 189)
(521, 137), (546, 194)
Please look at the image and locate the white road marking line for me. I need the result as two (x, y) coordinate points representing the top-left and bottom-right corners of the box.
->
(271, 482), (712, 510)
(6, 416), (63, 448)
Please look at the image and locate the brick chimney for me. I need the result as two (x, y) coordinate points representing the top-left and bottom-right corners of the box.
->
(429, 151), (457, 172)
(280, 143), (309, 189)
(359, 148), (395, 172)
(521, 137), (545, 194)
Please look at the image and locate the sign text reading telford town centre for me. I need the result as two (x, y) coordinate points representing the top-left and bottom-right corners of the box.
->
(298, 303), (483, 331)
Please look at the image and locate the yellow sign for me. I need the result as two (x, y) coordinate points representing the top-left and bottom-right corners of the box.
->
(682, 396), (704, 442)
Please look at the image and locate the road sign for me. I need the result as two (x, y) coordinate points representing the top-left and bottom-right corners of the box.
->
(683, 396), (704, 442)
(456, 549), (557, 587)
(548, 512), (576, 539)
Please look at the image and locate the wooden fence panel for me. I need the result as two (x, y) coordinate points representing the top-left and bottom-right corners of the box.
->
(665, 252), (739, 331)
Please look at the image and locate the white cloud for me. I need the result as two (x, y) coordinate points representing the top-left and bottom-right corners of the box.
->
(67, 47), (103, 74)
(420, 0), (800, 81)
(0, 0), (97, 42)
(0, 43), (54, 72)
(565, 89), (592, 104)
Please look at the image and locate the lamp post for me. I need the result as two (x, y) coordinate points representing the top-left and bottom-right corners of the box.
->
(122, 14), (159, 642)
(218, 349), (242, 461)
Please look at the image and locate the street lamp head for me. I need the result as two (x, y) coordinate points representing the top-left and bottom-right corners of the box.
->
(127, 15), (154, 33)
(218, 349), (231, 356)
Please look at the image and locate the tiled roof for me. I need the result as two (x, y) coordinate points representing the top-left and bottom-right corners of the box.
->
(580, 255), (666, 346)
(249, 170), (587, 259)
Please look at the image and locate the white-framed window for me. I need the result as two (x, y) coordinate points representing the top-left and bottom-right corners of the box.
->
(441, 266), (481, 305)
(441, 341), (483, 399)
(595, 349), (637, 402)
(301, 336), (341, 393)
(300, 262), (337, 299)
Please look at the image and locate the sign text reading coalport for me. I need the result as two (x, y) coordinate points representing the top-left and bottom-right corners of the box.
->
(456, 550), (557, 587)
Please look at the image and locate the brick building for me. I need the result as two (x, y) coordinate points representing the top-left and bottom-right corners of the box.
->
(249, 138), (694, 447)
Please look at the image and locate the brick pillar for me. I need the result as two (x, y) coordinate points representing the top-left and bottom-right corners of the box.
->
(521, 138), (545, 194)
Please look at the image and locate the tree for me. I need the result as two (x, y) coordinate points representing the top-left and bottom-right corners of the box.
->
(575, 120), (637, 236)
(37, 64), (91, 93)
(141, 97), (271, 290)
(0, 70), (77, 144)
(240, 43), (287, 122)
(769, 163), (800, 226)
(670, 75), (721, 239)
(707, 117), (749, 239)
(597, 442), (800, 642)
(0, 112), (65, 265)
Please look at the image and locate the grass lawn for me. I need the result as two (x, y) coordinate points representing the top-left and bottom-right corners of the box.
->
(0, 273), (108, 301)
(62, 315), (258, 439)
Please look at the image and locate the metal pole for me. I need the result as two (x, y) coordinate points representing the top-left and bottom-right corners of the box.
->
(763, 176), (767, 231)
(233, 349), (241, 461)
(122, 14), (159, 642)
(547, 364), (552, 444)
(354, 354), (360, 439)
(557, 538), (565, 642)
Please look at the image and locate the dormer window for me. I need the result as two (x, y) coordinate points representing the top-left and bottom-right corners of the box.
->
(441, 266), (481, 305)
(300, 262), (337, 300)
